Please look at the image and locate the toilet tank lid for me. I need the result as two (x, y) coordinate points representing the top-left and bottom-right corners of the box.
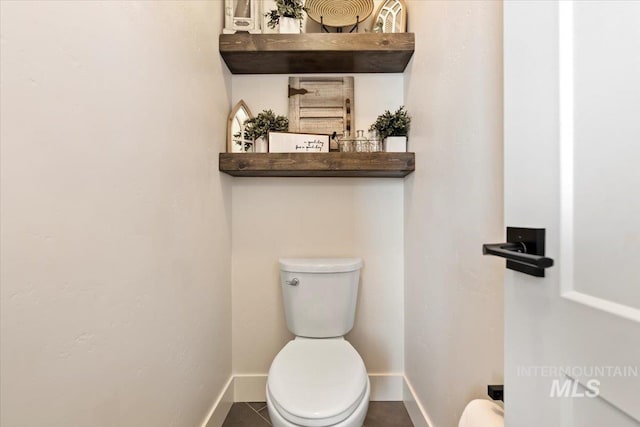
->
(279, 258), (363, 273)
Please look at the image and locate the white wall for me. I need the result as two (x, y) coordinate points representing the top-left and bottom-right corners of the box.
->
(403, 1), (504, 427)
(231, 75), (405, 382)
(1, 0), (506, 423)
(0, 2), (232, 426)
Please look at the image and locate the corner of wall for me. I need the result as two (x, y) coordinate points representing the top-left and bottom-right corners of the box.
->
(202, 377), (234, 427)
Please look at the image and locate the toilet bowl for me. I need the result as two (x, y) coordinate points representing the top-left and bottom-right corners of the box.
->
(267, 258), (368, 427)
(266, 338), (370, 427)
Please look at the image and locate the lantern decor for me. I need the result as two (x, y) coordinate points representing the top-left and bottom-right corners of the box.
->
(224, 0), (262, 34)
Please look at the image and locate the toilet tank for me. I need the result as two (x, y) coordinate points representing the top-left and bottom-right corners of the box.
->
(279, 258), (363, 338)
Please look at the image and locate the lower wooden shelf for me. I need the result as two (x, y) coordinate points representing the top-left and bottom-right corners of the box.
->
(219, 152), (415, 178)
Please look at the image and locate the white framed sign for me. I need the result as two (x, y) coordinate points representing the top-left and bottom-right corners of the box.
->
(268, 132), (330, 153)
(224, 0), (262, 34)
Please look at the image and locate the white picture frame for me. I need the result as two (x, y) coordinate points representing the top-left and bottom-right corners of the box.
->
(268, 132), (330, 153)
(224, 0), (262, 34)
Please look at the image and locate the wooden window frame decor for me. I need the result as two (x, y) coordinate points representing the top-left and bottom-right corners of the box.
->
(371, 0), (407, 33)
(223, 0), (262, 34)
(268, 131), (331, 153)
(227, 100), (254, 153)
(288, 76), (355, 151)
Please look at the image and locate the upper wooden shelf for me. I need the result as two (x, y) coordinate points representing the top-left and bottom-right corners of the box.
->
(219, 33), (415, 74)
(219, 152), (415, 178)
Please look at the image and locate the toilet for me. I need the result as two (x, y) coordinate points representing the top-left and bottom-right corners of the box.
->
(266, 258), (370, 427)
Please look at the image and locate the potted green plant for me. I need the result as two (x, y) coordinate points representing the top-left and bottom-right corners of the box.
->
(370, 106), (412, 152)
(240, 110), (289, 152)
(265, 0), (305, 34)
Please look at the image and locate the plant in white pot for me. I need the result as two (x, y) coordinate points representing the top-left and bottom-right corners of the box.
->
(265, 0), (305, 34)
(238, 110), (289, 153)
(370, 106), (412, 152)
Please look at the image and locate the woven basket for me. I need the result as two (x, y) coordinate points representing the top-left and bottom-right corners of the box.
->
(305, 0), (374, 27)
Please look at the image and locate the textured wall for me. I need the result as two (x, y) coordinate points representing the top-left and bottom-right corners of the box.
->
(0, 2), (232, 426)
(230, 75), (405, 378)
(403, 1), (504, 426)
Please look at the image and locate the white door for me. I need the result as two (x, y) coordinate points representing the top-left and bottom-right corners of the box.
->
(504, 1), (640, 426)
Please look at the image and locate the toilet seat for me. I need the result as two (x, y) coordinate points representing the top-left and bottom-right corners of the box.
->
(267, 338), (368, 427)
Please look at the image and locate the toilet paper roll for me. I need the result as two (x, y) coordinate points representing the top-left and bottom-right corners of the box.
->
(459, 399), (504, 427)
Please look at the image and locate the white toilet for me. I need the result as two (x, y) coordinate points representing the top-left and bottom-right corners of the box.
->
(266, 258), (370, 427)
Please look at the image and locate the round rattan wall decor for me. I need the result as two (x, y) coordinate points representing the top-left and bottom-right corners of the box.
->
(305, 0), (374, 28)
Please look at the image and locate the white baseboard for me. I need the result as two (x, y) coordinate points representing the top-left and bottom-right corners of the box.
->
(201, 376), (234, 427)
(402, 376), (434, 427)
(233, 373), (405, 402)
(233, 374), (268, 402)
(200, 374), (435, 427)
(369, 373), (404, 401)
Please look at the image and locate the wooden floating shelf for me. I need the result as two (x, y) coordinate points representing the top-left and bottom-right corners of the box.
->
(219, 152), (415, 178)
(219, 33), (415, 74)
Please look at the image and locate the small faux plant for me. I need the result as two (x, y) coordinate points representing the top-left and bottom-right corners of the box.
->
(265, 0), (306, 29)
(239, 109), (289, 141)
(370, 106), (412, 139)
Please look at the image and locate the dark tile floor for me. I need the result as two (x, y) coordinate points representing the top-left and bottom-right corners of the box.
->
(221, 401), (414, 426)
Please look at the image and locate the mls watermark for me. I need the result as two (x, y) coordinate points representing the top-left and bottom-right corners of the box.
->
(549, 378), (600, 398)
(517, 365), (639, 398)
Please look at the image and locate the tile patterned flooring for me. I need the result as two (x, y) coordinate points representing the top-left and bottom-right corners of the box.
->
(221, 401), (414, 426)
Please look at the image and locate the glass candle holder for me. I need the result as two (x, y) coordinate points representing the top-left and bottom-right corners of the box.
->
(338, 130), (355, 152)
(368, 129), (382, 152)
(355, 130), (368, 152)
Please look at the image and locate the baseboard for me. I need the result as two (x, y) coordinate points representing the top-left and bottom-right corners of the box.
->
(199, 374), (435, 427)
(233, 374), (268, 402)
(233, 373), (405, 402)
(402, 376), (434, 427)
(369, 373), (404, 401)
(201, 376), (234, 427)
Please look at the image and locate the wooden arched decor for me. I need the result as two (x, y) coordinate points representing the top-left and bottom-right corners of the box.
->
(371, 0), (407, 33)
(227, 100), (253, 153)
